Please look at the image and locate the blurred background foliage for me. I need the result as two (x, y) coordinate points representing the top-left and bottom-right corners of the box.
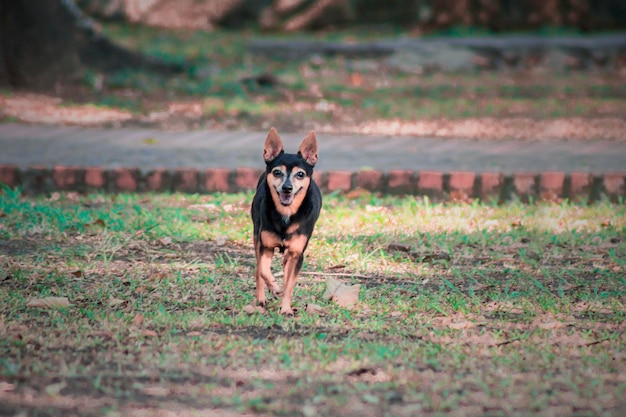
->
(76, 0), (626, 33)
(1, 0), (624, 132)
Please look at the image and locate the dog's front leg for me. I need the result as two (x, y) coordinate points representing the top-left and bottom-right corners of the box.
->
(280, 251), (303, 316)
(280, 235), (308, 315)
(255, 246), (281, 306)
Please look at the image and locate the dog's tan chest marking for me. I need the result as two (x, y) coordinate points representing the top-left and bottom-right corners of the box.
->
(260, 230), (282, 249)
(260, 224), (305, 251)
(284, 234), (308, 255)
(285, 222), (301, 235)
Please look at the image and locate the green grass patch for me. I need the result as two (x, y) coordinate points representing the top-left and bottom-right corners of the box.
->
(63, 22), (626, 129)
(0, 189), (624, 416)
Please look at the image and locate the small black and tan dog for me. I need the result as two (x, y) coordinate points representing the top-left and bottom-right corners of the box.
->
(251, 127), (322, 315)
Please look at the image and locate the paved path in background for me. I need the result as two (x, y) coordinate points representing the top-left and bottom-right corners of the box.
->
(1, 123), (625, 174)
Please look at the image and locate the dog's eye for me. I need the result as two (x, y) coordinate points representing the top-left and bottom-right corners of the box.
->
(272, 169), (283, 177)
(295, 171), (305, 179)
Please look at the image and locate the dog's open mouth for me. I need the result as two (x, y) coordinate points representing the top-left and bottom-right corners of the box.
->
(279, 191), (294, 206)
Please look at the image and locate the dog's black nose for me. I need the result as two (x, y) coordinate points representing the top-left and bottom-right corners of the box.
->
(282, 183), (293, 193)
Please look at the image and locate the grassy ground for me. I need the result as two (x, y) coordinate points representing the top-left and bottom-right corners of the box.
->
(98, 24), (626, 129)
(1, 188), (624, 416)
(2, 23), (625, 137)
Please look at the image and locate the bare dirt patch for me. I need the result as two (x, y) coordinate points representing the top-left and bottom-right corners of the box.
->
(0, 93), (132, 126)
(3, 90), (625, 141)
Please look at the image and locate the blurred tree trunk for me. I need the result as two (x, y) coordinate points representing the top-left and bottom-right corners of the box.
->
(0, 0), (182, 88)
(258, 0), (353, 31)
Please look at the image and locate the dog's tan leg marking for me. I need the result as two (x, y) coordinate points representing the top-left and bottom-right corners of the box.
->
(254, 240), (268, 306)
(257, 248), (281, 304)
(256, 231), (282, 304)
(280, 234), (308, 315)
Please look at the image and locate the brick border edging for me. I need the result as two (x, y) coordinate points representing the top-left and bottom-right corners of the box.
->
(0, 165), (624, 203)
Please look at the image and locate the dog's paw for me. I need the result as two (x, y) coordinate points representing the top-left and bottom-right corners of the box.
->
(280, 306), (296, 317)
(269, 285), (282, 298)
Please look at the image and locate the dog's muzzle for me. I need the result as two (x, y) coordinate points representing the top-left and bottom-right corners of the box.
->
(279, 190), (294, 205)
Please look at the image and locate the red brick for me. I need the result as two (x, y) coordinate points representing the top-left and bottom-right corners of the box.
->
(0, 164), (19, 187)
(52, 166), (82, 190)
(512, 172), (537, 202)
(326, 171), (353, 192)
(84, 167), (106, 189)
(480, 172), (504, 202)
(539, 171), (565, 202)
(356, 170), (383, 191)
(145, 169), (171, 192)
(204, 168), (231, 192)
(417, 171), (443, 197)
(387, 170), (415, 194)
(113, 167), (139, 192)
(448, 171), (475, 202)
(173, 168), (199, 193)
(602, 172), (625, 202)
(569, 172), (593, 202)
(22, 165), (52, 194)
(235, 168), (263, 191)
(311, 170), (324, 189)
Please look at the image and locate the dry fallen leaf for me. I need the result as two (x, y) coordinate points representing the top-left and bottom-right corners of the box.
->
(108, 297), (125, 307)
(132, 313), (144, 326)
(142, 137), (159, 145)
(387, 242), (412, 252)
(85, 219), (106, 229)
(344, 188), (370, 199)
(142, 329), (158, 337)
(305, 303), (326, 315)
(26, 297), (71, 308)
(89, 330), (113, 339)
(149, 273), (166, 282)
(323, 276), (361, 309)
(536, 320), (565, 330)
(71, 270), (83, 278)
(44, 381), (66, 396)
(140, 386), (170, 396)
(449, 320), (476, 330)
(158, 237), (172, 246)
(0, 381), (15, 392)
(350, 72), (363, 87)
(243, 304), (266, 315)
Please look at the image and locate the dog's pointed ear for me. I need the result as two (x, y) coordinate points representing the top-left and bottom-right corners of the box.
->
(263, 127), (284, 162)
(298, 131), (318, 166)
